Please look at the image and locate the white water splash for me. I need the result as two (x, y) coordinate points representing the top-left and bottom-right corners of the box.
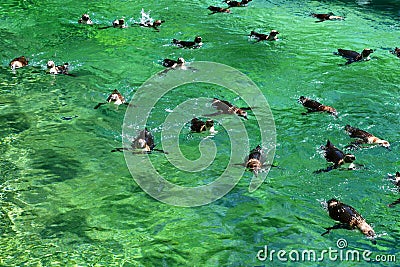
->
(140, 8), (153, 25)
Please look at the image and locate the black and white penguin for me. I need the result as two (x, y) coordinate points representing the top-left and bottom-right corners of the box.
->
(9, 56), (28, 70)
(112, 128), (166, 153)
(190, 118), (216, 133)
(316, 140), (356, 173)
(299, 96), (338, 117)
(47, 60), (70, 75)
(390, 47), (400, 58)
(335, 48), (374, 64)
(322, 199), (376, 243)
(249, 30), (279, 41)
(345, 125), (390, 149)
(94, 89), (128, 109)
(245, 145), (263, 175)
(162, 57), (185, 68)
(78, 14), (93, 25)
(311, 12), (344, 22)
(224, 0), (252, 7)
(208, 6), (231, 14)
(210, 98), (249, 119)
(172, 36), (203, 48)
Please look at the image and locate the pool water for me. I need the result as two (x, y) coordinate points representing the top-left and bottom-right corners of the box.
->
(1, 0), (399, 266)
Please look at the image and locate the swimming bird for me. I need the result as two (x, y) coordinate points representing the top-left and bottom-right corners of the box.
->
(224, 0), (252, 7)
(208, 6), (230, 14)
(113, 18), (127, 28)
(322, 199), (376, 244)
(47, 60), (70, 75)
(316, 140), (356, 173)
(172, 36), (203, 48)
(9, 56), (28, 70)
(390, 47), (400, 58)
(249, 30), (279, 42)
(162, 57), (185, 68)
(78, 14), (93, 25)
(389, 171), (400, 187)
(209, 98), (250, 119)
(190, 118), (216, 133)
(111, 128), (166, 153)
(344, 125), (390, 149)
(335, 48), (374, 64)
(245, 145), (263, 175)
(311, 12), (344, 22)
(299, 96), (338, 117)
(94, 89), (128, 109)
(139, 19), (165, 31)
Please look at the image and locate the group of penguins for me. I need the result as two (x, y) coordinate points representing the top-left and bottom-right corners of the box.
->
(7, 0), (400, 245)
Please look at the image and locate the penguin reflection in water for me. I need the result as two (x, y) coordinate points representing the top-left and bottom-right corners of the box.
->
(111, 128), (167, 154)
(388, 172), (400, 207)
(315, 140), (357, 173)
(322, 199), (376, 244)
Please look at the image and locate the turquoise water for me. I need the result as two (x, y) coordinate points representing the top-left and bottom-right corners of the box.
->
(1, 0), (399, 266)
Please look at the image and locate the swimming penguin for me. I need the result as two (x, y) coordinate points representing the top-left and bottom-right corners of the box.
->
(311, 12), (344, 22)
(111, 128), (167, 153)
(344, 125), (390, 150)
(299, 96), (338, 117)
(190, 118), (216, 133)
(316, 140), (356, 173)
(245, 145), (263, 175)
(322, 199), (376, 244)
(9, 56), (28, 70)
(94, 89), (128, 109)
(113, 18), (127, 28)
(139, 19), (165, 31)
(209, 98), (250, 119)
(172, 36), (203, 48)
(390, 47), (400, 58)
(162, 57), (185, 68)
(208, 6), (231, 14)
(249, 30), (279, 42)
(78, 14), (93, 25)
(47, 60), (70, 75)
(224, 0), (252, 7)
(335, 48), (374, 64)
(389, 171), (400, 187)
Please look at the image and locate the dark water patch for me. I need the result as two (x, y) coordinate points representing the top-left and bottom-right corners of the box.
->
(0, 159), (19, 184)
(30, 149), (82, 184)
(0, 111), (31, 139)
(40, 208), (93, 241)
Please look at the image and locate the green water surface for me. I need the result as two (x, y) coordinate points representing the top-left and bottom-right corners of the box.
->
(1, 0), (399, 266)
